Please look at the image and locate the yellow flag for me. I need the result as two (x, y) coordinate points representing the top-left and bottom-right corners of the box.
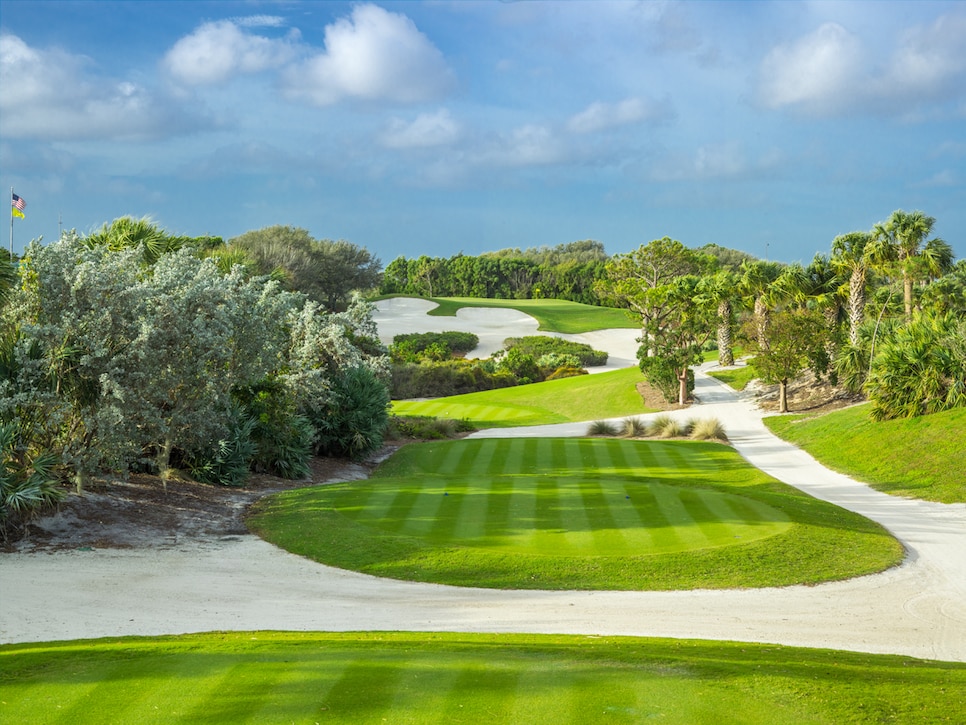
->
(11, 207), (24, 219)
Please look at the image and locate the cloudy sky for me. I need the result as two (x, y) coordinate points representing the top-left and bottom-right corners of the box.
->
(2, 1), (964, 264)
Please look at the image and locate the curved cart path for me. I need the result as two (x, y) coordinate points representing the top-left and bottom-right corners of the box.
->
(2, 304), (964, 662)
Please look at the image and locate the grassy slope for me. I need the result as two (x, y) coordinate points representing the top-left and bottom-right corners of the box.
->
(707, 365), (758, 391)
(418, 296), (639, 333)
(3, 633), (962, 724)
(393, 366), (652, 427)
(765, 404), (966, 504)
(249, 438), (901, 590)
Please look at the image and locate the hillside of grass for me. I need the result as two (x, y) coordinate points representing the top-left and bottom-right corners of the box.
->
(706, 364), (757, 391)
(764, 404), (966, 503)
(4, 632), (962, 724)
(249, 438), (901, 590)
(392, 366), (653, 427)
(416, 296), (639, 333)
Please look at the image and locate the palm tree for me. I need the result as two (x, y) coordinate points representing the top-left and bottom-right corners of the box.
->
(84, 216), (182, 265)
(831, 231), (875, 346)
(871, 210), (953, 321)
(738, 260), (782, 349)
(697, 270), (739, 366)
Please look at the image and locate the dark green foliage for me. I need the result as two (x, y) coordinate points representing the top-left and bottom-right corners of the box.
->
(390, 331), (479, 363)
(181, 408), (257, 487)
(387, 415), (476, 440)
(503, 336), (607, 366)
(865, 314), (966, 420)
(312, 366), (391, 459)
(229, 225), (382, 311)
(497, 347), (542, 384)
(0, 422), (62, 541)
(639, 355), (693, 403)
(380, 242), (607, 304)
(695, 243), (759, 271)
(391, 360), (516, 399)
(235, 379), (313, 480)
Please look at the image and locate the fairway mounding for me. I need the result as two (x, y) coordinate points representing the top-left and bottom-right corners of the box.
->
(248, 437), (900, 591)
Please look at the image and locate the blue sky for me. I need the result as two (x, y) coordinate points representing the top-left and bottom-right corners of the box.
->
(2, 1), (964, 265)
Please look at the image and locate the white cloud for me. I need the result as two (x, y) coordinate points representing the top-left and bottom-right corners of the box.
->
(648, 142), (782, 182)
(232, 15), (287, 29)
(380, 109), (461, 149)
(758, 22), (862, 114)
(879, 13), (966, 101)
(475, 124), (567, 168)
(163, 20), (298, 86)
(567, 97), (673, 134)
(0, 33), (201, 141)
(282, 4), (455, 106)
(758, 12), (966, 118)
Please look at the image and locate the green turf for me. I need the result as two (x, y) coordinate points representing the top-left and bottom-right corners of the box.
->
(3, 632), (962, 724)
(412, 296), (639, 333)
(707, 364), (758, 391)
(392, 366), (653, 426)
(765, 404), (966, 504)
(249, 438), (901, 590)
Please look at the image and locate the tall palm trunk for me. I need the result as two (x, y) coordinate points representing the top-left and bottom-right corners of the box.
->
(754, 296), (769, 349)
(717, 299), (734, 366)
(848, 266), (867, 346)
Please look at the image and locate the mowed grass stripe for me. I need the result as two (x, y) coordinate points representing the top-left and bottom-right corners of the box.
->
(405, 483), (447, 537)
(580, 478), (628, 554)
(442, 663), (520, 722)
(556, 479), (595, 553)
(183, 660), (293, 723)
(249, 438), (903, 590)
(7, 633), (957, 724)
(320, 660), (405, 720)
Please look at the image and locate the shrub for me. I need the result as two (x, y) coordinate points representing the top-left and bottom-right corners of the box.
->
(505, 336), (608, 366)
(690, 418), (728, 441)
(235, 379), (313, 480)
(390, 331), (479, 362)
(387, 416), (476, 440)
(545, 366), (587, 381)
(312, 366), (391, 460)
(391, 360), (516, 399)
(638, 356), (694, 403)
(181, 409), (257, 487)
(0, 422), (62, 541)
(587, 420), (619, 436)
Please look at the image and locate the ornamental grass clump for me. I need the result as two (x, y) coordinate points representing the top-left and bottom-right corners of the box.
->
(652, 414), (683, 438)
(587, 420), (619, 436)
(690, 417), (728, 442)
(621, 417), (649, 437)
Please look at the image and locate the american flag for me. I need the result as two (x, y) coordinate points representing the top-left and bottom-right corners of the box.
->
(12, 193), (25, 212)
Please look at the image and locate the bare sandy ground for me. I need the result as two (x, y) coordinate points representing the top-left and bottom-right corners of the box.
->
(2, 299), (964, 662)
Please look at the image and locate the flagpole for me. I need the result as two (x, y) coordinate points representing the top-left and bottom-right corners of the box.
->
(9, 187), (13, 258)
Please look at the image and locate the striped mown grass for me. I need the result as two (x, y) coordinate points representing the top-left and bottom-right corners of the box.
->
(249, 438), (902, 590)
(3, 632), (962, 724)
(392, 366), (653, 427)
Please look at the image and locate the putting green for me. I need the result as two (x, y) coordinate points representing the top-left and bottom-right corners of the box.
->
(250, 438), (902, 590)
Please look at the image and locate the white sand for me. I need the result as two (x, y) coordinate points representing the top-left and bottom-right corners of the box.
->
(2, 299), (964, 662)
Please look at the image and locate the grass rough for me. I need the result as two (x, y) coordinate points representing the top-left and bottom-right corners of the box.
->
(764, 404), (966, 503)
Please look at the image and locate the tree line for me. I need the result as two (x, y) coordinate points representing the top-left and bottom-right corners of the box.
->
(0, 219), (390, 539)
(597, 211), (964, 419)
(379, 240), (609, 304)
